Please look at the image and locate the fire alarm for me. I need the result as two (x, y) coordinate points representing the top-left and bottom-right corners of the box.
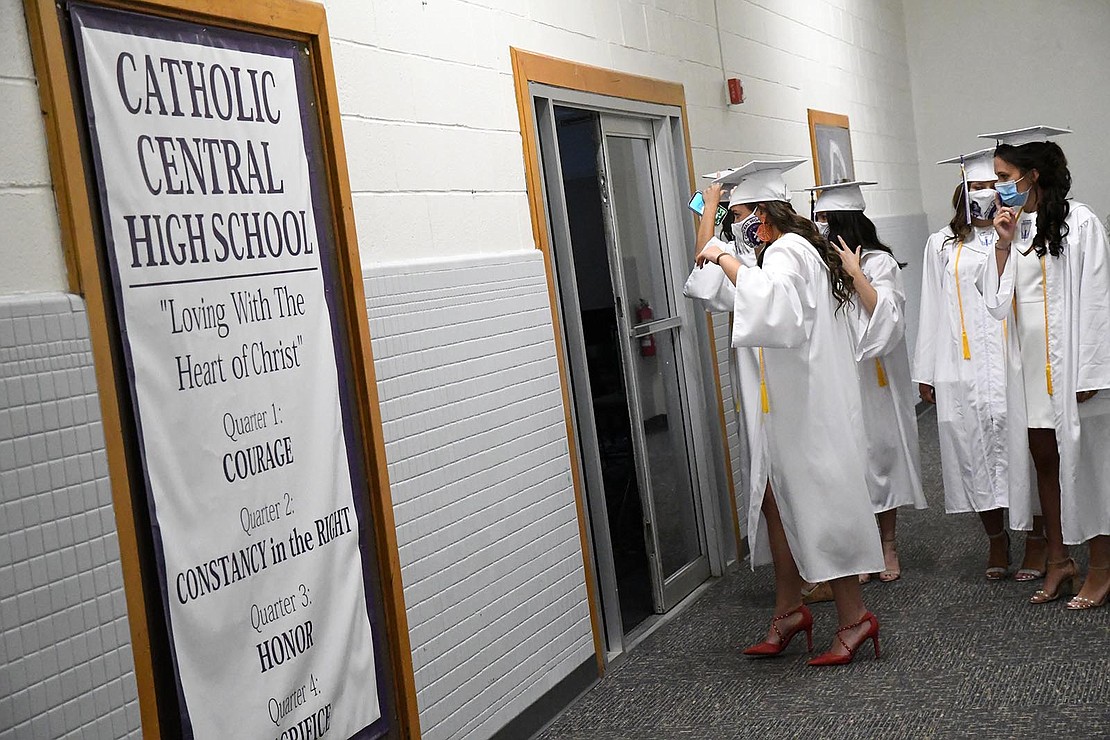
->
(727, 78), (744, 105)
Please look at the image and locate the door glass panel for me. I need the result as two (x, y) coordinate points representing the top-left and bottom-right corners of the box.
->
(604, 134), (702, 580)
(630, 328), (701, 577)
(605, 137), (672, 323)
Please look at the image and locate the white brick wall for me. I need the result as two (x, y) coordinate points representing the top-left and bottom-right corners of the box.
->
(0, 293), (141, 740)
(320, 0), (926, 268)
(364, 251), (593, 740)
(0, 1), (67, 295)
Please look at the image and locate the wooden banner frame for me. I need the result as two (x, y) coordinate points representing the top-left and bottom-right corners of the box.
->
(21, 0), (419, 736)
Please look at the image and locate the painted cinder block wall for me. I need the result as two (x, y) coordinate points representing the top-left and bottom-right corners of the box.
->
(3, 1), (932, 738)
(904, 0), (1110, 237)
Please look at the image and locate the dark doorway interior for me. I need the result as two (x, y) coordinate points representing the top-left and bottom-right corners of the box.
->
(552, 105), (653, 634)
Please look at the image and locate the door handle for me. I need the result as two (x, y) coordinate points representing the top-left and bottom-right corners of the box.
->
(630, 316), (682, 338)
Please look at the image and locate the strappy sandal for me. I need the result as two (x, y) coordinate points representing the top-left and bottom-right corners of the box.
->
(801, 581), (834, 604)
(1015, 533), (1047, 582)
(1030, 557), (1079, 604)
(1066, 564), (1110, 610)
(879, 538), (901, 582)
(985, 530), (1010, 581)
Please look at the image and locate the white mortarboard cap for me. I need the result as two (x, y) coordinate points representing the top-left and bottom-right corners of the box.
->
(802, 180), (876, 213)
(978, 125), (1072, 147)
(700, 168), (739, 203)
(937, 147), (997, 183)
(708, 159), (806, 204)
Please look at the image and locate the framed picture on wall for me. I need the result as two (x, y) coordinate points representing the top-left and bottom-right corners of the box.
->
(807, 109), (855, 185)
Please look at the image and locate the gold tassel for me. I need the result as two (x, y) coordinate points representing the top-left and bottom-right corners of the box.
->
(759, 348), (769, 413)
(954, 240), (972, 361)
(876, 358), (888, 387)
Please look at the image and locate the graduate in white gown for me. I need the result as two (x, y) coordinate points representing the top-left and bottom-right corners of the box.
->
(806, 181), (926, 585)
(682, 185), (770, 574)
(913, 150), (1044, 581)
(692, 160), (884, 665)
(981, 126), (1110, 609)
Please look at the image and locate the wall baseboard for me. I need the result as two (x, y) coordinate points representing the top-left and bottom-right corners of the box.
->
(492, 657), (597, 740)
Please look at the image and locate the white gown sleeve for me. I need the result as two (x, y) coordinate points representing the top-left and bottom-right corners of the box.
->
(683, 236), (737, 313)
(983, 242), (1016, 321)
(911, 234), (944, 385)
(1074, 208), (1110, 392)
(854, 251), (906, 361)
(731, 236), (814, 349)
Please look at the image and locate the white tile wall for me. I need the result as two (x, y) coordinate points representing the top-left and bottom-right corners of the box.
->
(0, 293), (141, 740)
(364, 251), (593, 740)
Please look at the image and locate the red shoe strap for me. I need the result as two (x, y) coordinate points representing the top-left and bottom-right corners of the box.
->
(834, 612), (873, 653)
(768, 604), (804, 643)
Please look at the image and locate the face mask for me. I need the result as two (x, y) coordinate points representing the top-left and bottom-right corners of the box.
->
(756, 221), (774, 245)
(816, 221), (830, 238)
(996, 175), (1028, 207)
(968, 188), (999, 220)
(732, 214), (763, 250)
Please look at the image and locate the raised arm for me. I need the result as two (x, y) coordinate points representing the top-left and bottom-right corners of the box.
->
(850, 250), (906, 361)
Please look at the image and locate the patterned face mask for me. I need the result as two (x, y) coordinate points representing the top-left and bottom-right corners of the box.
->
(969, 188), (999, 220)
(732, 213), (763, 249)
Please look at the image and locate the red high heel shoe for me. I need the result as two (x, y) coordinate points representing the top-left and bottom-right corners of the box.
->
(807, 611), (880, 666)
(742, 604), (813, 657)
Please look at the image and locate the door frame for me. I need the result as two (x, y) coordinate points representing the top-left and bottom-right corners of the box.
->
(510, 49), (741, 668)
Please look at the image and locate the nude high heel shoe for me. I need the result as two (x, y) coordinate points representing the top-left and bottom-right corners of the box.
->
(1066, 564), (1110, 610)
(985, 530), (1010, 581)
(1030, 558), (1079, 604)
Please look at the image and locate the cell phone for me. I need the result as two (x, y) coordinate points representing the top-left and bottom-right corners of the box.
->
(688, 192), (728, 225)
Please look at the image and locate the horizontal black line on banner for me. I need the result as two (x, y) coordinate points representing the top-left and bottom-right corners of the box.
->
(128, 266), (319, 289)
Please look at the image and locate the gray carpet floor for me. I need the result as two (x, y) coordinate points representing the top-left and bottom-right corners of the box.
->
(536, 407), (1110, 739)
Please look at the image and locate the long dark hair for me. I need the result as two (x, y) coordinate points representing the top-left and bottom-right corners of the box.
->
(824, 210), (907, 268)
(994, 141), (1071, 257)
(944, 183), (971, 247)
(720, 208), (737, 241)
(756, 200), (854, 310)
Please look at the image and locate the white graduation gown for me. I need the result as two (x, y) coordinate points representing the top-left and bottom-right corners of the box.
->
(984, 202), (1110, 544)
(730, 233), (883, 582)
(912, 226), (1012, 513)
(852, 251), (927, 513)
(683, 238), (772, 568)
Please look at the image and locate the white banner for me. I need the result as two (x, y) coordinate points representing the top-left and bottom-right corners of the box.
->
(74, 10), (381, 739)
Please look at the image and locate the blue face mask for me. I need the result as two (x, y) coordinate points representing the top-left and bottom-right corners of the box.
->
(996, 175), (1028, 207)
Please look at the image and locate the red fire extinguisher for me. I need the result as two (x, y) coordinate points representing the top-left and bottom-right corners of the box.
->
(636, 300), (656, 357)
